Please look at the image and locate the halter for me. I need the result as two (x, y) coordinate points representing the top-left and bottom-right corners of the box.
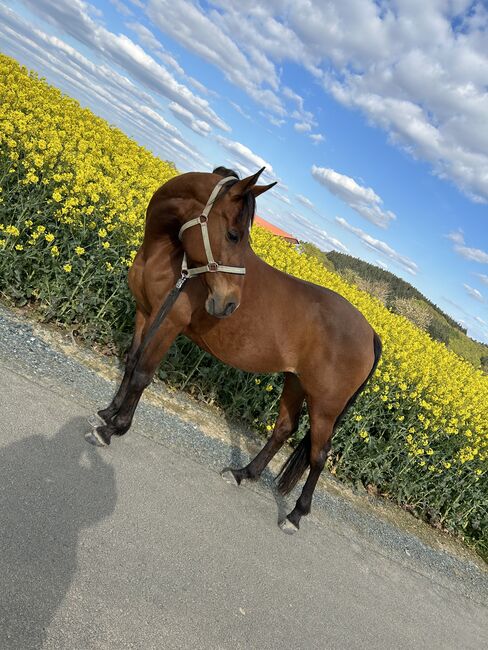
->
(178, 176), (246, 277)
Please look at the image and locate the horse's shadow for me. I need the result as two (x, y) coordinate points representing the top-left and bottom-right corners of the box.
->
(0, 418), (117, 649)
(223, 417), (289, 523)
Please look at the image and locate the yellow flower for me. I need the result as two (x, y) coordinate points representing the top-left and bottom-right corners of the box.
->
(254, 378), (261, 385)
(63, 263), (72, 273)
(45, 233), (55, 242)
(102, 241), (110, 249)
(51, 245), (59, 257)
(98, 228), (107, 238)
(15, 244), (23, 251)
(75, 246), (85, 255)
(5, 225), (19, 236)
(105, 262), (113, 272)
(265, 384), (273, 392)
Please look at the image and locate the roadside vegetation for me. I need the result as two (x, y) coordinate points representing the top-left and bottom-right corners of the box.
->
(1, 54), (486, 559)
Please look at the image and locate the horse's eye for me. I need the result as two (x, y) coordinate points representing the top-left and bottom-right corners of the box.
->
(227, 230), (239, 243)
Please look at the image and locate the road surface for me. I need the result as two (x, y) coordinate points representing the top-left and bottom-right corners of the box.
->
(0, 305), (486, 649)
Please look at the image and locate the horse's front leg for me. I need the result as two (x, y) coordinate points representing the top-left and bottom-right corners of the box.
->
(92, 307), (147, 427)
(86, 311), (185, 447)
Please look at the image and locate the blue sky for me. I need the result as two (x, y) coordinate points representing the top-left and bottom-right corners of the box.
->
(1, 0), (488, 342)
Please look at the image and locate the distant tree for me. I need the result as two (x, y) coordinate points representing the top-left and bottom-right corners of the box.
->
(427, 317), (451, 345)
(299, 241), (335, 271)
(338, 269), (390, 305)
(326, 251), (467, 333)
(481, 356), (488, 373)
(393, 298), (433, 331)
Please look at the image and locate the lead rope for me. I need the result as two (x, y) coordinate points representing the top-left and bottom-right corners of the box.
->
(129, 274), (188, 374)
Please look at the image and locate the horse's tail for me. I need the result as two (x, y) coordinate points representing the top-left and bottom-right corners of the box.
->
(276, 431), (311, 495)
(333, 331), (382, 431)
(276, 331), (382, 496)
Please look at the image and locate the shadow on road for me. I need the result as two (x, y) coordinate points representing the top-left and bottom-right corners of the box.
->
(0, 417), (117, 649)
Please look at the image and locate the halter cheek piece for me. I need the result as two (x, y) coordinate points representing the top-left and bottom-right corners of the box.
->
(178, 176), (246, 277)
(95, 177), (248, 420)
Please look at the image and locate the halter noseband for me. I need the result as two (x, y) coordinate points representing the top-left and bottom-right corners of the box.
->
(178, 176), (246, 277)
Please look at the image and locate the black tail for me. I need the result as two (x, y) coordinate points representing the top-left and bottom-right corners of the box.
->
(276, 431), (311, 495)
(276, 332), (382, 496)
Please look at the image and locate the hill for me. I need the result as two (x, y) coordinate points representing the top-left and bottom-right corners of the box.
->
(321, 251), (488, 371)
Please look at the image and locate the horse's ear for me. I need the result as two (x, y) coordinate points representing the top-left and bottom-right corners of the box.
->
(250, 181), (277, 197)
(230, 167), (266, 195)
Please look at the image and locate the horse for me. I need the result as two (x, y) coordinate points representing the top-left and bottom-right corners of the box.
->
(86, 166), (382, 533)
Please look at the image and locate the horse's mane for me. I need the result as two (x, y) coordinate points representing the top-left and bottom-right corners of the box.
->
(212, 166), (256, 228)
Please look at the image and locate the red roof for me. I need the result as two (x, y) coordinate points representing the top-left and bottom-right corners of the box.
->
(254, 215), (299, 244)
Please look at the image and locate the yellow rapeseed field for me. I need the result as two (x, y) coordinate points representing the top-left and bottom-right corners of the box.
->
(0, 54), (486, 556)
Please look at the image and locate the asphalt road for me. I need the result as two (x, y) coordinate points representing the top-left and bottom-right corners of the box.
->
(0, 307), (487, 649)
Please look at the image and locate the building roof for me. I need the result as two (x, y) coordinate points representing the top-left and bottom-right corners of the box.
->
(254, 215), (299, 244)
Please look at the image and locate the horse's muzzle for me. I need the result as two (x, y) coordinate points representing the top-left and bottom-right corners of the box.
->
(206, 297), (238, 318)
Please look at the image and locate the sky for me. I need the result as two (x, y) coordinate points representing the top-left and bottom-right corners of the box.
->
(1, 0), (488, 343)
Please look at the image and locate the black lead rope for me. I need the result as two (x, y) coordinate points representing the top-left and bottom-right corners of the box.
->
(130, 274), (188, 373)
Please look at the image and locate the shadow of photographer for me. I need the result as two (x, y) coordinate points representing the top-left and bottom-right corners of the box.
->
(0, 417), (117, 649)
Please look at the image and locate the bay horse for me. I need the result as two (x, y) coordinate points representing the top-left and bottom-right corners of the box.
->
(86, 167), (382, 533)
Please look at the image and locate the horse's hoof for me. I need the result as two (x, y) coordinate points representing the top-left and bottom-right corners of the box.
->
(279, 518), (299, 535)
(84, 428), (109, 447)
(87, 413), (106, 428)
(221, 468), (240, 486)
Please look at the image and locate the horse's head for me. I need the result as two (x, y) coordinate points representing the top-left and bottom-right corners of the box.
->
(179, 167), (275, 318)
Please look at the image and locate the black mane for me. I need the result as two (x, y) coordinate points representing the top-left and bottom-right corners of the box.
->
(212, 166), (255, 228)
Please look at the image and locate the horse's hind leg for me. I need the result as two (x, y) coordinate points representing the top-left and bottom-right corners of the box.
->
(91, 306), (147, 426)
(280, 402), (335, 534)
(221, 373), (305, 485)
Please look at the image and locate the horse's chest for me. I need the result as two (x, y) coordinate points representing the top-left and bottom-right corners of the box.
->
(185, 318), (285, 374)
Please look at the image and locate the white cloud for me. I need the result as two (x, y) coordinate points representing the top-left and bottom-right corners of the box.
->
(285, 211), (349, 253)
(125, 22), (184, 74)
(474, 273), (488, 286)
(296, 194), (315, 211)
(475, 315), (487, 325)
(309, 133), (324, 144)
(229, 101), (251, 120)
(0, 5), (207, 172)
(447, 231), (488, 264)
(147, 0), (285, 115)
(215, 136), (274, 177)
(463, 284), (485, 302)
(182, 0), (488, 203)
(108, 0), (133, 17)
(270, 189), (291, 206)
(168, 102), (212, 136)
(18, 0), (230, 132)
(312, 165), (396, 228)
(294, 122), (312, 133)
(336, 216), (418, 275)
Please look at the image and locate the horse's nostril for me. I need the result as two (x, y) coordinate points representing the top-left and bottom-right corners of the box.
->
(225, 302), (236, 316)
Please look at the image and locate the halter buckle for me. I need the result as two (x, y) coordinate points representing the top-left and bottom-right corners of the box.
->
(207, 262), (218, 272)
(199, 214), (208, 223)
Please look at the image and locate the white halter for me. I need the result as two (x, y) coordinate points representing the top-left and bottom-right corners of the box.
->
(178, 176), (246, 277)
